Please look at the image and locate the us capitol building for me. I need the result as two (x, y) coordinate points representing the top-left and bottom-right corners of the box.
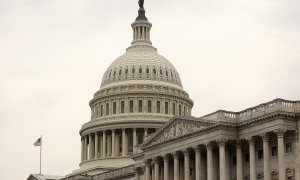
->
(28, 1), (300, 180)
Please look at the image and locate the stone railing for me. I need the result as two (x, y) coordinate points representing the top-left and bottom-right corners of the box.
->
(201, 99), (300, 122)
(92, 165), (135, 180)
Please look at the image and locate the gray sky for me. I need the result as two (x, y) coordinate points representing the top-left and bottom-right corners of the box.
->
(0, 0), (299, 179)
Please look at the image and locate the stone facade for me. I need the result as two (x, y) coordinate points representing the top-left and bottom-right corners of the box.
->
(61, 3), (300, 180)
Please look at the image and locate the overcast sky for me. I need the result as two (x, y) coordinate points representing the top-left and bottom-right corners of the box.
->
(0, 0), (299, 179)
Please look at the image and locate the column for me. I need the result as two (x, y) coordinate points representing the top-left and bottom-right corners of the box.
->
(260, 133), (270, 180)
(145, 160), (151, 180)
(247, 137), (256, 180)
(184, 149), (190, 180)
(122, 128), (126, 156)
(89, 134), (93, 160)
(84, 136), (87, 161)
(194, 146), (201, 180)
(112, 130), (115, 157)
(81, 138), (84, 162)
(275, 128), (286, 180)
(236, 141), (243, 180)
(217, 139), (226, 180)
(133, 128), (137, 153)
(144, 128), (148, 142)
(115, 132), (120, 156)
(102, 131), (106, 157)
(107, 135), (111, 156)
(154, 157), (159, 180)
(205, 143), (213, 180)
(95, 132), (98, 159)
(173, 152), (179, 180)
(164, 155), (169, 180)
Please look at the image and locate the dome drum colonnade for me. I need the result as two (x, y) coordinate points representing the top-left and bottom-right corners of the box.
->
(138, 128), (297, 180)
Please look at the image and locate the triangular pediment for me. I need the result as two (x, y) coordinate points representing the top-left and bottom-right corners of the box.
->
(143, 117), (213, 147)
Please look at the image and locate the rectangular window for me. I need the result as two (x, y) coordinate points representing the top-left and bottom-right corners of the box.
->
(179, 105), (182, 116)
(156, 101), (161, 113)
(138, 100), (143, 113)
(184, 106), (186, 116)
(258, 149), (263, 160)
(148, 100), (152, 113)
(165, 102), (168, 114)
(285, 142), (292, 153)
(113, 102), (116, 114)
(106, 103), (109, 115)
(121, 101), (125, 113)
(172, 103), (176, 115)
(100, 105), (103, 117)
(130, 100), (134, 113)
(272, 146), (278, 156)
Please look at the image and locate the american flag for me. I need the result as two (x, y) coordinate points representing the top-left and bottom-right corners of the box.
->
(34, 137), (42, 146)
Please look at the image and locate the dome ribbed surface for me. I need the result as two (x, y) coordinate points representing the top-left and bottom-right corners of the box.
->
(100, 46), (183, 89)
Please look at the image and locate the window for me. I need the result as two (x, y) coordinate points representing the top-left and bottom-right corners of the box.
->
(106, 103), (109, 115)
(245, 153), (249, 162)
(146, 68), (149, 74)
(113, 70), (116, 76)
(113, 102), (116, 114)
(179, 105), (182, 116)
(272, 146), (278, 156)
(132, 68), (135, 74)
(165, 102), (168, 114)
(156, 101), (161, 113)
(139, 67), (142, 74)
(153, 69), (156, 74)
(258, 149), (263, 160)
(148, 100), (152, 113)
(160, 69), (163, 75)
(166, 70), (168, 76)
(130, 100), (134, 113)
(184, 106), (186, 116)
(125, 68), (128, 74)
(138, 100), (143, 112)
(121, 101), (125, 113)
(100, 105), (103, 116)
(285, 142), (292, 153)
(119, 70), (122, 75)
(172, 103), (176, 115)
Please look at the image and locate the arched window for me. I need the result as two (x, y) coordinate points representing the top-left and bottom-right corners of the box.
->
(113, 70), (116, 76)
(146, 68), (149, 74)
(121, 101), (125, 113)
(179, 105), (182, 116)
(138, 100), (143, 112)
(156, 101), (161, 113)
(130, 100), (134, 113)
(125, 68), (128, 74)
(171, 72), (173, 77)
(165, 102), (169, 114)
(166, 70), (168, 76)
(132, 68), (135, 74)
(106, 103), (109, 115)
(100, 105), (103, 117)
(119, 70), (122, 75)
(160, 69), (163, 75)
(113, 102), (116, 114)
(172, 103), (175, 115)
(148, 100), (152, 113)
(139, 67), (142, 74)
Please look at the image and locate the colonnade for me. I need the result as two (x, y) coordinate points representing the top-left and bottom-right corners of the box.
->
(137, 128), (293, 180)
(81, 128), (155, 162)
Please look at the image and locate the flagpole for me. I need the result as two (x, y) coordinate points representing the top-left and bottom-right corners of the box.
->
(40, 135), (42, 175)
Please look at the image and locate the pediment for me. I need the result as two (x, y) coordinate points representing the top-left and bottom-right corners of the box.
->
(143, 117), (211, 147)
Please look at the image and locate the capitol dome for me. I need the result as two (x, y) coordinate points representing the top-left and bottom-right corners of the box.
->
(76, 3), (194, 175)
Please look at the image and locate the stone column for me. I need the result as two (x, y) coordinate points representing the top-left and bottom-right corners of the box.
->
(173, 152), (179, 180)
(194, 146), (201, 180)
(184, 149), (190, 180)
(260, 133), (270, 180)
(133, 128), (137, 153)
(89, 134), (93, 160)
(154, 157), (159, 180)
(107, 135), (111, 156)
(111, 130), (115, 157)
(205, 143), (213, 180)
(95, 133), (98, 159)
(247, 137), (256, 180)
(81, 138), (84, 162)
(144, 128), (148, 142)
(115, 132), (120, 156)
(102, 131), (106, 157)
(236, 141), (243, 180)
(275, 128), (287, 180)
(122, 128), (126, 156)
(145, 160), (151, 180)
(163, 155), (169, 180)
(217, 139), (226, 180)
